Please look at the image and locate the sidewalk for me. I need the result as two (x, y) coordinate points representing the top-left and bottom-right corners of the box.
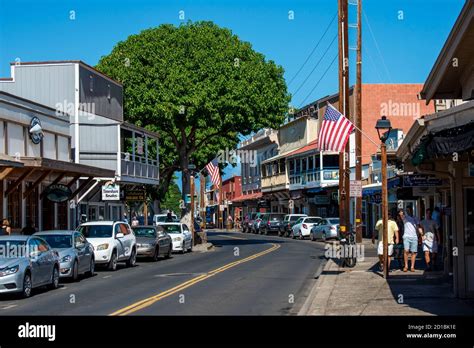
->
(299, 239), (474, 315)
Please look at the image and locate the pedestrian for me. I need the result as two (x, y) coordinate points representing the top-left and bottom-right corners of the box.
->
(373, 213), (399, 272)
(394, 213), (405, 269)
(131, 215), (139, 227)
(399, 209), (420, 272)
(21, 220), (36, 235)
(420, 208), (440, 271)
(166, 210), (173, 222)
(0, 219), (11, 236)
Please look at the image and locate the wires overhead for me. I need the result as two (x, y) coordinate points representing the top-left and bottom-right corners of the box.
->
(299, 53), (338, 108)
(288, 12), (337, 87)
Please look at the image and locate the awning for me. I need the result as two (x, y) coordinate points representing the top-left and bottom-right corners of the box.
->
(362, 177), (401, 196)
(232, 191), (262, 203)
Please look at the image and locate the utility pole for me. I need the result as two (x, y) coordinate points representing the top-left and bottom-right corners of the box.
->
(190, 175), (195, 245)
(338, 0), (350, 234)
(381, 142), (389, 278)
(355, 0), (363, 243)
(343, 0), (351, 237)
(200, 173), (205, 229)
(219, 176), (223, 229)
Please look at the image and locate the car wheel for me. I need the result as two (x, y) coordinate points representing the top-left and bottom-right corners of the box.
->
(187, 243), (193, 252)
(299, 233), (304, 240)
(85, 257), (95, 277)
(152, 247), (160, 261)
(322, 232), (327, 242)
(181, 242), (186, 254)
(22, 272), (32, 298)
(126, 248), (137, 267)
(165, 245), (172, 259)
(310, 232), (315, 241)
(107, 251), (118, 271)
(72, 260), (79, 281)
(49, 266), (59, 290)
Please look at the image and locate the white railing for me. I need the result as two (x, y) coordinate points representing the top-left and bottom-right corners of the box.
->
(121, 153), (159, 180)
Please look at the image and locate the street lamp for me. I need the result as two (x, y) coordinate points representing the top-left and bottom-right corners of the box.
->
(375, 115), (392, 279)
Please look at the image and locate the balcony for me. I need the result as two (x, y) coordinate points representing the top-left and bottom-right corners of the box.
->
(289, 168), (339, 190)
(120, 123), (159, 185)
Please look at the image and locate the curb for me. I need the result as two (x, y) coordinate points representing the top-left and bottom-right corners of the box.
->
(297, 258), (330, 315)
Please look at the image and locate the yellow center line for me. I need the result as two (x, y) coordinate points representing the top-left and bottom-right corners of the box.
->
(216, 234), (247, 240)
(109, 242), (281, 316)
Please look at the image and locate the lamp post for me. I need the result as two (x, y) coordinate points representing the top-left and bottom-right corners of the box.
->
(375, 115), (392, 279)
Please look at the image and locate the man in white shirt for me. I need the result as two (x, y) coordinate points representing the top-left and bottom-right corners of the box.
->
(399, 209), (419, 272)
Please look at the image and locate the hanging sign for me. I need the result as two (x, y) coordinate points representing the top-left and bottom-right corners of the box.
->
(102, 182), (120, 201)
(44, 184), (72, 203)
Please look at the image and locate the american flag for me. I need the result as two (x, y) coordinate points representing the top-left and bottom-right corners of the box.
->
(318, 103), (354, 152)
(205, 158), (221, 189)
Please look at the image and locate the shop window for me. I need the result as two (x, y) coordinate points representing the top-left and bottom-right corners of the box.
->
(323, 154), (339, 168)
(302, 158), (307, 172)
(25, 182), (39, 230)
(289, 160), (295, 174)
(315, 155), (321, 169)
(57, 201), (68, 229)
(308, 156), (314, 171)
(295, 159), (301, 173)
(279, 159), (285, 173)
(7, 180), (21, 229)
(465, 188), (474, 246)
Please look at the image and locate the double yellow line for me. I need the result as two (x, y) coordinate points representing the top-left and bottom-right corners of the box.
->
(110, 242), (280, 316)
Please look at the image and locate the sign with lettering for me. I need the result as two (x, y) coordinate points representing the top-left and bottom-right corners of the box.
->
(402, 175), (442, 187)
(125, 190), (146, 202)
(44, 184), (72, 203)
(350, 180), (362, 197)
(102, 183), (120, 201)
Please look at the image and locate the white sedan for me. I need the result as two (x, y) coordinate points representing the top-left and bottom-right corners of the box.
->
(291, 217), (322, 239)
(159, 223), (193, 254)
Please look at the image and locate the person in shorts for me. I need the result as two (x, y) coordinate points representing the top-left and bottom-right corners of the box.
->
(420, 208), (440, 271)
(373, 213), (399, 272)
(399, 209), (419, 272)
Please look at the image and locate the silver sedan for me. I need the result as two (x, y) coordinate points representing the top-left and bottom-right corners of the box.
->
(34, 230), (95, 281)
(310, 218), (340, 241)
(0, 235), (60, 298)
(132, 225), (172, 260)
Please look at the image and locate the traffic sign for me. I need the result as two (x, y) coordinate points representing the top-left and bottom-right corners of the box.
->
(350, 180), (362, 197)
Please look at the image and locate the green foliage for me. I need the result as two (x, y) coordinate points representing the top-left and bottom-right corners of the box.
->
(160, 177), (182, 214)
(96, 21), (290, 196)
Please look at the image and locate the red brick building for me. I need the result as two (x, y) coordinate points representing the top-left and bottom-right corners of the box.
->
(221, 175), (242, 223)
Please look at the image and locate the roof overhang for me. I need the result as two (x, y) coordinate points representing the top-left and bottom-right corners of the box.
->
(420, 0), (474, 103)
(20, 157), (115, 178)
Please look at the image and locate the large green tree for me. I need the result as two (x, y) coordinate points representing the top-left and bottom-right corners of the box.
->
(96, 21), (290, 206)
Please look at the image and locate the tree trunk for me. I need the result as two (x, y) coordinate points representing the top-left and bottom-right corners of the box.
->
(179, 147), (191, 223)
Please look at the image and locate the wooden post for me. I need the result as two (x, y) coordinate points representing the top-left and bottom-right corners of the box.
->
(200, 173), (205, 228)
(381, 143), (389, 279)
(355, 0), (363, 243)
(338, 0), (346, 230)
(190, 175), (195, 245)
(143, 186), (148, 226)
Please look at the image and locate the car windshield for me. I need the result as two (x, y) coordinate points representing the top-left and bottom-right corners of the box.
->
(78, 225), (113, 238)
(270, 215), (284, 221)
(328, 218), (340, 225)
(0, 240), (27, 258)
(155, 216), (167, 222)
(290, 216), (303, 222)
(40, 235), (72, 248)
(133, 227), (156, 237)
(306, 218), (321, 223)
(161, 225), (181, 234)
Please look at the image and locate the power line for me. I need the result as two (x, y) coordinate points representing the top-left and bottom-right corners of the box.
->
(292, 33), (338, 97)
(288, 12), (337, 86)
(299, 52), (338, 108)
(363, 9), (392, 82)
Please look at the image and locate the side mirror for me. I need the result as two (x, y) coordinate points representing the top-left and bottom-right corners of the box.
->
(116, 232), (124, 239)
(75, 242), (85, 249)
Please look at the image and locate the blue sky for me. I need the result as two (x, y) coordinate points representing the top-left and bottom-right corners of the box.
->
(0, 0), (465, 188)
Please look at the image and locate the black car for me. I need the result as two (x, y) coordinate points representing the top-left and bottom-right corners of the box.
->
(259, 213), (286, 235)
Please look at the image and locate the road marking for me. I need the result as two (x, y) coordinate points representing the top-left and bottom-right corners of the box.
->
(103, 275), (112, 279)
(110, 243), (280, 316)
(217, 234), (246, 240)
(2, 304), (17, 310)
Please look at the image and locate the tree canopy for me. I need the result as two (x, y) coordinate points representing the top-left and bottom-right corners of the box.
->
(96, 21), (290, 200)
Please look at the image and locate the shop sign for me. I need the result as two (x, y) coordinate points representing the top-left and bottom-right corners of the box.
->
(44, 184), (72, 203)
(308, 196), (330, 205)
(102, 183), (120, 201)
(412, 186), (435, 196)
(402, 175), (442, 187)
(125, 189), (146, 201)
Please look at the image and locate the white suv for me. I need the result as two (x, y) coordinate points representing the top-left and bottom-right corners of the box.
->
(78, 221), (137, 271)
(159, 223), (192, 253)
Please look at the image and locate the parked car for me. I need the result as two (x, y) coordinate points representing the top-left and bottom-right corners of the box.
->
(153, 213), (178, 225)
(291, 216), (322, 239)
(251, 213), (268, 234)
(242, 212), (259, 233)
(0, 235), (60, 298)
(77, 221), (137, 271)
(34, 230), (94, 281)
(159, 223), (193, 254)
(132, 225), (172, 261)
(282, 214), (308, 237)
(259, 213), (286, 235)
(310, 218), (340, 241)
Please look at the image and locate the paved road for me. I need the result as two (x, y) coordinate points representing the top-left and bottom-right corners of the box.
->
(0, 230), (326, 315)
